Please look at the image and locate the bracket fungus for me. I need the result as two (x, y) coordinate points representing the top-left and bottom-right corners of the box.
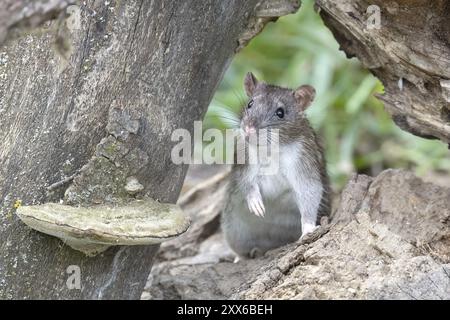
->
(16, 199), (190, 256)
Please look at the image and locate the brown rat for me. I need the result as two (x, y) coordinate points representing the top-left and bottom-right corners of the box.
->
(221, 72), (330, 259)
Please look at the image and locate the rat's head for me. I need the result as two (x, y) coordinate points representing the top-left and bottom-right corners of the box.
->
(240, 72), (316, 144)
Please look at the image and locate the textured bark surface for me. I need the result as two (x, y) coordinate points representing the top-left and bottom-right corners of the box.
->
(145, 169), (450, 300)
(0, 0), (75, 45)
(0, 0), (299, 299)
(316, 0), (450, 143)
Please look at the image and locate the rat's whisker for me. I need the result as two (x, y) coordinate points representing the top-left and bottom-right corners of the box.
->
(210, 115), (240, 124)
(232, 89), (247, 107)
(209, 104), (240, 117)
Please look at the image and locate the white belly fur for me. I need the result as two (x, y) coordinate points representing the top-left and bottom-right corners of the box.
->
(222, 144), (307, 257)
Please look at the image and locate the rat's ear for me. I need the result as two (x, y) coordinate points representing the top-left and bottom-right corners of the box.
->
(294, 85), (316, 110)
(244, 72), (258, 97)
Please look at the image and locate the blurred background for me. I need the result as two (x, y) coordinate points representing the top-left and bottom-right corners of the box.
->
(202, 0), (450, 191)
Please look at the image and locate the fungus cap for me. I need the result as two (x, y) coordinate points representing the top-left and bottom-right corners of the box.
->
(16, 198), (190, 256)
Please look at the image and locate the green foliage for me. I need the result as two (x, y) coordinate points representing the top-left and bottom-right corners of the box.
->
(205, 0), (450, 190)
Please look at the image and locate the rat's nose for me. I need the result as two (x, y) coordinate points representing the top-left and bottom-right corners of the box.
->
(244, 125), (256, 135)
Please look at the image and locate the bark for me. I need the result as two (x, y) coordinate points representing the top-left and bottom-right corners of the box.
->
(316, 0), (450, 144)
(0, 0), (75, 45)
(0, 0), (299, 299)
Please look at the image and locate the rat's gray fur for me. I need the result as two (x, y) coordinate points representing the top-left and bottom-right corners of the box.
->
(221, 73), (330, 258)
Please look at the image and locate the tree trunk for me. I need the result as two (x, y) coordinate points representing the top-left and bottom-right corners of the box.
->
(316, 0), (450, 144)
(0, 0), (298, 299)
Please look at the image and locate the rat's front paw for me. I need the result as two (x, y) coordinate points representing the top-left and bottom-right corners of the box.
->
(300, 222), (318, 239)
(246, 191), (265, 218)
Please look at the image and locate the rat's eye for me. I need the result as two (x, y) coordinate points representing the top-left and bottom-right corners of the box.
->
(275, 107), (285, 118)
(247, 100), (254, 109)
